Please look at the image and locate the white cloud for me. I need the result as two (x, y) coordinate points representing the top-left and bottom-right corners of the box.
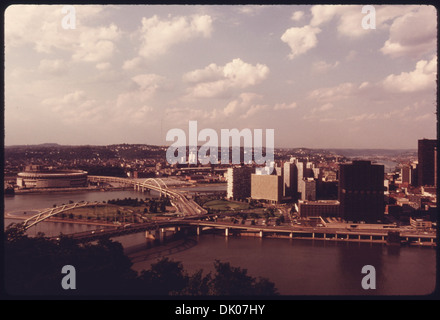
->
(223, 93), (294, 118)
(309, 5), (426, 39)
(132, 73), (166, 90)
(347, 112), (379, 122)
(72, 24), (121, 63)
(223, 92), (262, 117)
(309, 5), (342, 27)
(382, 56), (437, 92)
(116, 73), (166, 108)
(319, 103), (334, 111)
(96, 62), (111, 70)
(274, 102), (297, 110)
(184, 58), (269, 99)
(38, 59), (69, 75)
(183, 63), (223, 84)
(237, 5), (265, 16)
(291, 11), (304, 21)
(122, 57), (143, 71)
(5, 5), (122, 65)
(380, 6), (437, 58)
(309, 5), (374, 38)
(281, 25), (321, 59)
(415, 113), (434, 122)
(137, 14), (213, 59)
(41, 90), (104, 122)
(308, 82), (355, 102)
(311, 60), (339, 74)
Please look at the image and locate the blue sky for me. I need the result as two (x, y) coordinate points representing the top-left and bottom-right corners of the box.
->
(4, 4), (437, 149)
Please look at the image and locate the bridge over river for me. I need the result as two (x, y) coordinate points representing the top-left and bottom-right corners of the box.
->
(43, 215), (436, 247)
(18, 176), (207, 230)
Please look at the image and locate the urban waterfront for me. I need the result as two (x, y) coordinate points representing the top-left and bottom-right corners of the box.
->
(4, 4), (438, 301)
(4, 188), (437, 296)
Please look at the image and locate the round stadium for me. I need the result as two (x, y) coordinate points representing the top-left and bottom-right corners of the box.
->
(17, 169), (88, 189)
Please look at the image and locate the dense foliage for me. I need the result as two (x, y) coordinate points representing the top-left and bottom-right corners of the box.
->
(4, 223), (278, 297)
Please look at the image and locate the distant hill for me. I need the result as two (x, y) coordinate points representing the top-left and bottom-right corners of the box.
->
(327, 148), (416, 158)
(5, 143), (62, 148)
(4, 143), (417, 158)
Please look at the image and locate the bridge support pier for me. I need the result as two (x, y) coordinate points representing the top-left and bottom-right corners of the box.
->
(197, 226), (201, 236)
(259, 230), (263, 238)
(225, 228), (229, 237)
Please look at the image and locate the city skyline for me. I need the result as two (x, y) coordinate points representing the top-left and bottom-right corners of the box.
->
(4, 4), (437, 149)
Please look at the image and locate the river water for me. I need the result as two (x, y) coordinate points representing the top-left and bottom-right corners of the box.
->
(3, 187), (438, 296)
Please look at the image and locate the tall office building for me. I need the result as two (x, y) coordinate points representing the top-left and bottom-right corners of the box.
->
(226, 166), (253, 200)
(251, 173), (283, 204)
(296, 160), (317, 200)
(338, 160), (384, 223)
(299, 178), (316, 201)
(283, 161), (297, 199)
(401, 164), (412, 185)
(418, 139), (437, 187)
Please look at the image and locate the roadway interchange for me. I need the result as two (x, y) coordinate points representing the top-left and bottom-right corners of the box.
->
(88, 175), (207, 216)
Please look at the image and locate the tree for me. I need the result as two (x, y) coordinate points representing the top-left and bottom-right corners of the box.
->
(179, 269), (212, 296)
(4, 224), (137, 295)
(209, 260), (278, 296)
(138, 257), (188, 295)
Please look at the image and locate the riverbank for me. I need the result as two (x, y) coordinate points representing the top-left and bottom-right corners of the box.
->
(5, 212), (120, 228)
(13, 186), (132, 194)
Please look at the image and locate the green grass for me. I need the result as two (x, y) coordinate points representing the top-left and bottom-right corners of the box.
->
(203, 199), (250, 211)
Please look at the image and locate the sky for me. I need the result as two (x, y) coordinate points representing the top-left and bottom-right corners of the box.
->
(4, 4), (437, 149)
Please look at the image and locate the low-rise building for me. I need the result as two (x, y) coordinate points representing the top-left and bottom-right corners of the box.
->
(298, 200), (340, 218)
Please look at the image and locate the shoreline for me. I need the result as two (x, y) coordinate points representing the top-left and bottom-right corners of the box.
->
(11, 186), (132, 195)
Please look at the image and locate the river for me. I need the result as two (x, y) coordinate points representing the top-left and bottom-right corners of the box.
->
(3, 187), (437, 296)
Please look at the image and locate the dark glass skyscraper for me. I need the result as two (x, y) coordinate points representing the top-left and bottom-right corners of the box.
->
(338, 160), (384, 223)
(417, 139), (437, 187)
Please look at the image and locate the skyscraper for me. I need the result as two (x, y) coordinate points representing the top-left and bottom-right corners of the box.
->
(226, 166), (253, 200)
(283, 161), (297, 199)
(401, 164), (412, 185)
(338, 160), (384, 223)
(418, 139), (437, 187)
